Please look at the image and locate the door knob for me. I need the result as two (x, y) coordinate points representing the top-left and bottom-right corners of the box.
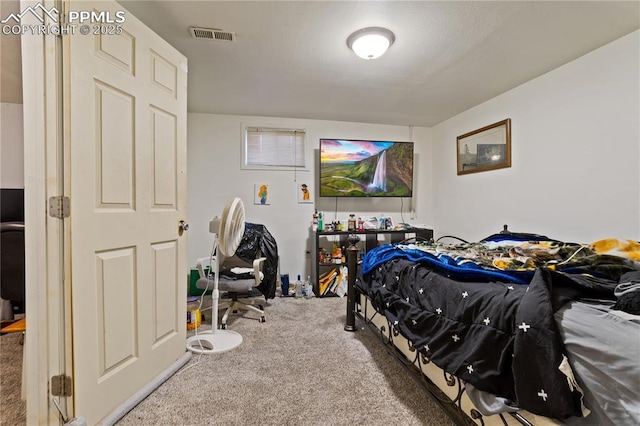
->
(178, 220), (189, 236)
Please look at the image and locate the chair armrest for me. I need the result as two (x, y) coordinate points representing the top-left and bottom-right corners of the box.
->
(196, 256), (215, 278)
(252, 257), (266, 284)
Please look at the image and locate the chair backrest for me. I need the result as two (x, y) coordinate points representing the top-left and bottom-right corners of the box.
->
(1, 189), (24, 222)
(1, 222), (25, 301)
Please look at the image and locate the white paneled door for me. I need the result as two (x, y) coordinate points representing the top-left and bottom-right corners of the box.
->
(67, 1), (187, 423)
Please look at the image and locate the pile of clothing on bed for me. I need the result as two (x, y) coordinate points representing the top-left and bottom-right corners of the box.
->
(363, 235), (639, 285)
(357, 233), (640, 422)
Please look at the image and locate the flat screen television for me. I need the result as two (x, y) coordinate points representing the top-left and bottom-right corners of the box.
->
(319, 139), (413, 197)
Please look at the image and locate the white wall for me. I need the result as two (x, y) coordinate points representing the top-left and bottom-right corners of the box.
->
(187, 114), (432, 277)
(188, 31), (640, 276)
(412, 125), (434, 228)
(430, 30), (640, 242)
(1, 102), (24, 188)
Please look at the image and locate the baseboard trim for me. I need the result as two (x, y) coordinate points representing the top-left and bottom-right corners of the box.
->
(98, 351), (193, 426)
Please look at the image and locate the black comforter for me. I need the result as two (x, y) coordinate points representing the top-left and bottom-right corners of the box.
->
(356, 258), (618, 420)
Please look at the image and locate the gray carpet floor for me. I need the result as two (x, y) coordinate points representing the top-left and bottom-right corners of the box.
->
(1, 296), (454, 426)
(0, 331), (26, 425)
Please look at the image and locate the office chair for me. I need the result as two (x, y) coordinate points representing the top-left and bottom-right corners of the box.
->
(195, 253), (267, 329)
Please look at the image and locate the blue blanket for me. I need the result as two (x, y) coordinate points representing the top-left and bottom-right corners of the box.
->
(362, 244), (534, 284)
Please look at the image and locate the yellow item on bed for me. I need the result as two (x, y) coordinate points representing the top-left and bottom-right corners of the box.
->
(590, 239), (640, 261)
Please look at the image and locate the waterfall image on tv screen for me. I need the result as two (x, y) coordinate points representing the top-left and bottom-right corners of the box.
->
(319, 139), (413, 197)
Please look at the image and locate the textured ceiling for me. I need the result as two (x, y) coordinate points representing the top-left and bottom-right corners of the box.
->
(3, 1), (639, 126)
(117, 1), (639, 127)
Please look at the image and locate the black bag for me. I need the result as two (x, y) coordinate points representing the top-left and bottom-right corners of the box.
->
(235, 222), (278, 299)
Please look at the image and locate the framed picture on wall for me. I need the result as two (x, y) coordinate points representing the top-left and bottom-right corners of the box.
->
(457, 118), (511, 175)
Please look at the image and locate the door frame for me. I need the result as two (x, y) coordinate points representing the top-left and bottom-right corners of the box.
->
(22, 0), (71, 423)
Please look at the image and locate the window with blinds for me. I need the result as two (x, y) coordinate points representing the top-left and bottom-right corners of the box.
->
(243, 127), (306, 169)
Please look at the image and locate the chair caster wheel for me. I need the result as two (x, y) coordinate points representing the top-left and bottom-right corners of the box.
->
(258, 305), (264, 310)
(220, 323), (228, 330)
(259, 316), (266, 323)
(232, 310), (238, 314)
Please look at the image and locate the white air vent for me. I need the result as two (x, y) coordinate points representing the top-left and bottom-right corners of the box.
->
(190, 27), (235, 42)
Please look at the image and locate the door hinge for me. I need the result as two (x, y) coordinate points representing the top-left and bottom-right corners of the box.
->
(49, 196), (70, 219)
(51, 374), (72, 397)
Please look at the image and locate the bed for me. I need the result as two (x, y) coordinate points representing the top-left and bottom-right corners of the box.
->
(345, 228), (640, 426)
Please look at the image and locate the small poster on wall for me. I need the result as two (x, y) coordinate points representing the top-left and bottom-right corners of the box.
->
(297, 182), (313, 204)
(255, 184), (269, 205)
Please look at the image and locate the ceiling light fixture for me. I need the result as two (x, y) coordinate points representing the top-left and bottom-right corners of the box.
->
(347, 27), (395, 60)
